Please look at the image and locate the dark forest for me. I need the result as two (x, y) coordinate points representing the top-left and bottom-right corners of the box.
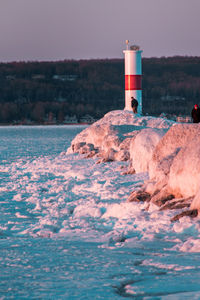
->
(0, 56), (200, 124)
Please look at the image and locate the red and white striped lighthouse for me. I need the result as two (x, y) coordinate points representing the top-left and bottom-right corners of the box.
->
(123, 41), (142, 114)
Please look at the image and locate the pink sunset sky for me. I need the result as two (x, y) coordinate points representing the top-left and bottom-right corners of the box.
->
(0, 0), (200, 62)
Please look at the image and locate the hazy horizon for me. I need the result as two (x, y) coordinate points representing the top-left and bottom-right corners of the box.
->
(1, 54), (200, 64)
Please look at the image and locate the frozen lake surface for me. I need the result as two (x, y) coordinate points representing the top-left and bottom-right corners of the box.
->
(1, 125), (200, 299)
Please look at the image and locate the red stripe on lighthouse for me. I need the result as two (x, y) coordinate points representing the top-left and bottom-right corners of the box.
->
(125, 75), (142, 90)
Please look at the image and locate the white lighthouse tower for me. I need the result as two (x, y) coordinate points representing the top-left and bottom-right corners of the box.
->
(123, 41), (142, 114)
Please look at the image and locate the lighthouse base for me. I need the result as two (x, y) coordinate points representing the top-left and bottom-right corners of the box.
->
(124, 90), (142, 114)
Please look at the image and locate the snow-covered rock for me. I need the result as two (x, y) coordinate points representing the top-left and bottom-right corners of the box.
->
(133, 123), (200, 214)
(94, 110), (174, 128)
(168, 135), (200, 197)
(67, 110), (174, 162)
(191, 188), (200, 210)
(148, 123), (200, 197)
(67, 110), (200, 216)
(130, 128), (167, 173)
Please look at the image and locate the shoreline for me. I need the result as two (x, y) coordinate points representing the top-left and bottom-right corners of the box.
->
(0, 122), (90, 127)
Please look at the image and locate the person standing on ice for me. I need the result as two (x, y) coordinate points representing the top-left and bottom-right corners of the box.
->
(131, 97), (138, 114)
(191, 104), (200, 123)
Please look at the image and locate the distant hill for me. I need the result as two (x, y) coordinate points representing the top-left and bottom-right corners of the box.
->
(0, 56), (199, 124)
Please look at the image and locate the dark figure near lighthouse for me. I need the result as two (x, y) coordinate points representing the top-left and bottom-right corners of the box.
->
(191, 104), (200, 123)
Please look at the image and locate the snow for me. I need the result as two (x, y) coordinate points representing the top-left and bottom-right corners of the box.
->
(68, 110), (200, 212)
(130, 127), (166, 173)
(67, 110), (174, 164)
(2, 117), (200, 298)
(148, 123), (200, 205)
(191, 188), (200, 210)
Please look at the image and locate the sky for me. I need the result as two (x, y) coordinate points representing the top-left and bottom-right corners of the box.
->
(0, 0), (200, 62)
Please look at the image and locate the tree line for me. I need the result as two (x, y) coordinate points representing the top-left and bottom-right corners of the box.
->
(0, 56), (200, 123)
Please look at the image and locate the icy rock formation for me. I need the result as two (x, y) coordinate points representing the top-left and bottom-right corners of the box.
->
(130, 123), (200, 217)
(129, 128), (167, 173)
(191, 188), (200, 210)
(149, 124), (200, 197)
(67, 110), (200, 217)
(67, 110), (174, 163)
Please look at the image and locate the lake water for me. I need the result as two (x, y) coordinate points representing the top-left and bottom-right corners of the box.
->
(1, 126), (200, 299)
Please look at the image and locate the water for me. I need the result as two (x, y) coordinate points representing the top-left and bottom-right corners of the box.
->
(1, 126), (200, 299)
(0, 125), (85, 162)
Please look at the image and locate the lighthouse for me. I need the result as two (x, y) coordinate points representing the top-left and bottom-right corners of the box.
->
(123, 41), (142, 114)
